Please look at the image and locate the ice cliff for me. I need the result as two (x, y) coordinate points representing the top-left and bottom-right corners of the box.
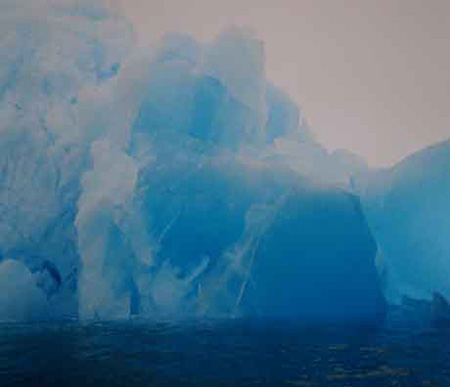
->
(0, 0), (392, 322)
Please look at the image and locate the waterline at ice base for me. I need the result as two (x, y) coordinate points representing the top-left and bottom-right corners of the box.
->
(1, 0), (449, 326)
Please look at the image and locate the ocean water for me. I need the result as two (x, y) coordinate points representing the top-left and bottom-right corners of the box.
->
(1, 318), (449, 387)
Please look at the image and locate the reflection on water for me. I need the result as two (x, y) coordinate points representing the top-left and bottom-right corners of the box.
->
(0, 318), (449, 386)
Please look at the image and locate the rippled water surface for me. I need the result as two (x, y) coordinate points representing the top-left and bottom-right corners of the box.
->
(0, 319), (449, 386)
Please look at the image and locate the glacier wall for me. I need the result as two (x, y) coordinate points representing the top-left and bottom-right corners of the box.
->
(0, 0), (388, 322)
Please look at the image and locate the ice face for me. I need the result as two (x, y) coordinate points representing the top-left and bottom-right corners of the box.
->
(358, 140), (450, 302)
(76, 139), (143, 319)
(0, 0), (132, 319)
(0, 260), (48, 322)
(0, 0), (386, 322)
(178, 163), (385, 321)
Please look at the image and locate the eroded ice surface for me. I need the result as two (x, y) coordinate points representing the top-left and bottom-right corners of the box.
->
(0, 0), (388, 322)
(0, 260), (48, 321)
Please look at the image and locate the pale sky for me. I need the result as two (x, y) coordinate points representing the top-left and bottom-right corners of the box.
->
(111, 0), (450, 166)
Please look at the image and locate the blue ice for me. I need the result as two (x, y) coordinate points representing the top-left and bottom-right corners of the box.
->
(0, 0), (409, 323)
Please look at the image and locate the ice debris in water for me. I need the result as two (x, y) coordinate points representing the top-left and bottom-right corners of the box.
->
(0, 0), (390, 322)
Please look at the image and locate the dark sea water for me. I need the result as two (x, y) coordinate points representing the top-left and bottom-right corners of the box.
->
(0, 318), (449, 387)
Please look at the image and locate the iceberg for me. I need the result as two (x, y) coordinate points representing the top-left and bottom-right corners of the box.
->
(358, 140), (450, 302)
(0, 0), (386, 323)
